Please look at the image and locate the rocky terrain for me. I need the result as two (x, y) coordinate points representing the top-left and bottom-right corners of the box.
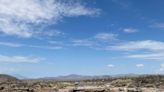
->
(0, 74), (163, 92)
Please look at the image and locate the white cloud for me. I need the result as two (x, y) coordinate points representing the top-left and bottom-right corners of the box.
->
(0, 20), (32, 38)
(110, 40), (164, 51)
(0, 0), (100, 38)
(94, 33), (117, 41)
(136, 64), (144, 68)
(0, 55), (44, 63)
(127, 53), (164, 60)
(107, 64), (115, 68)
(123, 28), (138, 33)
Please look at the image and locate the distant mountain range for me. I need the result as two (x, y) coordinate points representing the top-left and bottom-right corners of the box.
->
(38, 74), (112, 81)
(37, 73), (142, 81)
(1, 73), (158, 81)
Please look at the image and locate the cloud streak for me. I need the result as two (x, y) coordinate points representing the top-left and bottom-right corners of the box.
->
(110, 40), (164, 51)
(0, 55), (43, 63)
(109, 40), (164, 61)
(0, 42), (23, 47)
(0, 41), (63, 50)
(127, 53), (164, 60)
(72, 32), (118, 48)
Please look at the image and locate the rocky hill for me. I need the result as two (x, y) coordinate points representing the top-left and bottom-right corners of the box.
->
(0, 74), (18, 83)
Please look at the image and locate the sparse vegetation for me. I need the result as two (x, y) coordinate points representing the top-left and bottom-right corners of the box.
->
(0, 74), (163, 92)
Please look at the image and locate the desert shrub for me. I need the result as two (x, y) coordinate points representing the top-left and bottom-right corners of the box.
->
(144, 84), (155, 88)
(111, 79), (132, 87)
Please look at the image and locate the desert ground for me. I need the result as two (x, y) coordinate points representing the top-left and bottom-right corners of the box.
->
(0, 74), (163, 92)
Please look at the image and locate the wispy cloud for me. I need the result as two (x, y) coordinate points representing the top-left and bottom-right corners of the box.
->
(136, 64), (144, 68)
(0, 42), (23, 47)
(127, 53), (164, 60)
(111, 0), (131, 9)
(151, 23), (164, 30)
(72, 32), (118, 48)
(110, 40), (164, 51)
(28, 45), (63, 50)
(72, 39), (95, 47)
(0, 41), (63, 50)
(0, 55), (43, 63)
(49, 41), (64, 45)
(107, 64), (115, 68)
(0, 0), (100, 38)
(123, 28), (138, 33)
(109, 40), (164, 61)
(33, 30), (65, 39)
(94, 33), (118, 41)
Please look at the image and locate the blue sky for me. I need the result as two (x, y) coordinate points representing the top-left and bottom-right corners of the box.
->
(0, 0), (164, 78)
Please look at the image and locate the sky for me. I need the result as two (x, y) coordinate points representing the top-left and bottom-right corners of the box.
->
(0, 0), (164, 78)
